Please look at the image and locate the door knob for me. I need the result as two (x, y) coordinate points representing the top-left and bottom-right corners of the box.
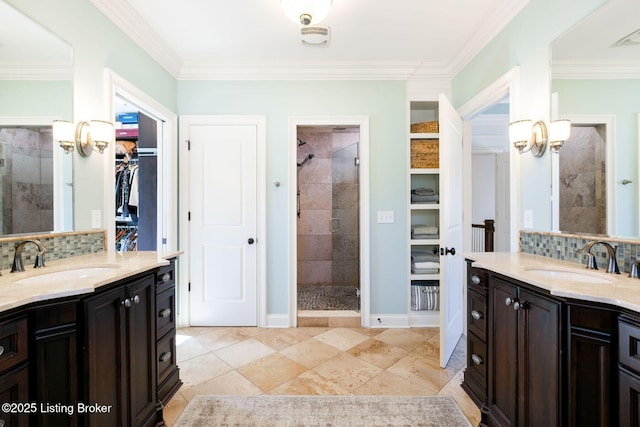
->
(248, 238), (255, 244)
(440, 247), (456, 256)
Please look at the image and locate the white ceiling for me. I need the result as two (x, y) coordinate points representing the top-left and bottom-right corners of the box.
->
(91, 0), (529, 79)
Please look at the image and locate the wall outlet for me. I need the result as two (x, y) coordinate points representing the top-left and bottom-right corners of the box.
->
(91, 210), (101, 229)
(524, 209), (533, 228)
(377, 211), (395, 224)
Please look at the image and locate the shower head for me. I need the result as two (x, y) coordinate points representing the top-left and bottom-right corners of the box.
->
(297, 138), (307, 146)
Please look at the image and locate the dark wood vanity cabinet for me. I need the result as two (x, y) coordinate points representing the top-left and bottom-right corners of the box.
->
(488, 275), (562, 427)
(0, 316), (29, 427)
(155, 260), (181, 405)
(618, 314), (640, 426)
(82, 274), (157, 427)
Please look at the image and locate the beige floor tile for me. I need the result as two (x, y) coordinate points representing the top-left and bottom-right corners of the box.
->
(438, 370), (482, 426)
(214, 338), (276, 368)
(374, 328), (430, 351)
(194, 327), (258, 352)
(346, 338), (408, 369)
(279, 338), (342, 369)
(267, 370), (350, 395)
(407, 339), (441, 369)
(178, 352), (233, 388)
(314, 327), (370, 351)
(387, 350), (455, 391)
(180, 370), (264, 401)
(162, 392), (187, 426)
(312, 352), (383, 392)
(174, 335), (210, 363)
(252, 328), (307, 351)
(237, 353), (308, 392)
(352, 370), (433, 395)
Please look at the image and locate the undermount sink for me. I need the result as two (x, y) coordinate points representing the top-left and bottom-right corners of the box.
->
(14, 266), (121, 285)
(524, 267), (615, 284)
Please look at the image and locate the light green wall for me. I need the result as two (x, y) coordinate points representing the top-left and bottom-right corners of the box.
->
(0, 80), (72, 118)
(178, 80), (408, 315)
(6, 0), (177, 230)
(452, 0), (607, 232)
(554, 78), (640, 236)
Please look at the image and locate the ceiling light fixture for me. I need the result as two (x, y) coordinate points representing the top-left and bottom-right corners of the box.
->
(281, 0), (332, 26)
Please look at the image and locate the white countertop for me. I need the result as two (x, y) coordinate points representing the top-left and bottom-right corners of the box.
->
(0, 251), (181, 314)
(464, 252), (640, 313)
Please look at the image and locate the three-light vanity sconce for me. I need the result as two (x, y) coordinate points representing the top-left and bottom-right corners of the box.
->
(52, 120), (115, 157)
(508, 119), (571, 157)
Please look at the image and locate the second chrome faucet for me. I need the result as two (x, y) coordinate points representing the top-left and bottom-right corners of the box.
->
(11, 239), (47, 273)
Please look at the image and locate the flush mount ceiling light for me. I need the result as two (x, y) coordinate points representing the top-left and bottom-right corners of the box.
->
(615, 28), (640, 46)
(281, 0), (332, 26)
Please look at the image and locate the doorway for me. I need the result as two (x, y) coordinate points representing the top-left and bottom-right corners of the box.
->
(296, 126), (361, 312)
(288, 116), (370, 327)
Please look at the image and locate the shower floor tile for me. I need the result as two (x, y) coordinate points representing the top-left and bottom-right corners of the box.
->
(297, 285), (359, 311)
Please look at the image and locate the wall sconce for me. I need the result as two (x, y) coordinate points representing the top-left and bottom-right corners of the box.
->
(508, 119), (571, 157)
(52, 120), (114, 157)
(281, 0), (332, 26)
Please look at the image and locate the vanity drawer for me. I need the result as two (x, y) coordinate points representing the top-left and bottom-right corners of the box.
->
(156, 331), (177, 385)
(156, 287), (176, 339)
(468, 289), (487, 341)
(156, 262), (175, 294)
(466, 331), (487, 386)
(468, 267), (487, 294)
(0, 317), (28, 374)
(619, 318), (640, 374)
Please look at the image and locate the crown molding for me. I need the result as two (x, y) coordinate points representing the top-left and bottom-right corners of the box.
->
(90, 0), (182, 78)
(0, 61), (72, 80)
(178, 61), (430, 81)
(552, 60), (640, 79)
(448, 0), (530, 77)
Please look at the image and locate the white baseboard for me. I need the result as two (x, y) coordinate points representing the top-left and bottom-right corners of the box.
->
(368, 315), (410, 328)
(266, 314), (291, 328)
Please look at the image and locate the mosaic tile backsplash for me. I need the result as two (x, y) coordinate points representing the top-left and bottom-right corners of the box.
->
(0, 230), (105, 272)
(520, 231), (640, 275)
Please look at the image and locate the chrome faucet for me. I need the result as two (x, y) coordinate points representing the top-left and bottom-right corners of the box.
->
(11, 240), (47, 273)
(578, 241), (620, 274)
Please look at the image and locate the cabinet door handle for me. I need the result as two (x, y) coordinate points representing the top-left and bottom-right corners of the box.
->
(161, 273), (171, 283)
(121, 298), (131, 308)
(471, 275), (481, 285)
(471, 310), (483, 320)
(159, 351), (172, 362)
(505, 297), (513, 306)
(132, 295), (140, 304)
(160, 308), (172, 318)
(0, 345), (4, 356)
(513, 300), (525, 311)
(471, 354), (483, 365)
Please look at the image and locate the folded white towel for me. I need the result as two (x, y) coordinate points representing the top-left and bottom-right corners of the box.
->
(414, 261), (440, 269)
(412, 225), (438, 235)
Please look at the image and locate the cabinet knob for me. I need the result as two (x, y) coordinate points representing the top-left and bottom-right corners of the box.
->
(122, 298), (131, 308)
(160, 351), (172, 362)
(132, 295), (140, 304)
(162, 273), (171, 283)
(160, 308), (172, 318)
(471, 354), (483, 365)
(513, 300), (525, 311)
(471, 275), (481, 285)
(0, 419), (5, 427)
(505, 297), (513, 306)
(471, 310), (483, 320)
(0, 345), (4, 356)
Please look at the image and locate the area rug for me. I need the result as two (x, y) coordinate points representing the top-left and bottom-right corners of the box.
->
(173, 395), (472, 426)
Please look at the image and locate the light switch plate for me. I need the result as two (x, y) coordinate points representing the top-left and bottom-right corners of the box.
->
(91, 210), (102, 229)
(377, 211), (395, 224)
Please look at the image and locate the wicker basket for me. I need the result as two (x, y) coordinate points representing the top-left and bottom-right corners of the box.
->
(411, 121), (439, 133)
(411, 139), (439, 168)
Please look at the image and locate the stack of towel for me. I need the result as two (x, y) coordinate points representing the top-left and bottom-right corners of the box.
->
(411, 249), (440, 274)
(411, 224), (439, 239)
(411, 187), (439, 204)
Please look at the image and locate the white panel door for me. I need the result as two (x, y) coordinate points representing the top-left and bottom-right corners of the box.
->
(439, 93), (464, 367)
(188, 124), (258, 326)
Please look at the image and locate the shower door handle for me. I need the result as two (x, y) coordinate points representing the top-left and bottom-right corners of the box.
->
(330, 218), (340, 233)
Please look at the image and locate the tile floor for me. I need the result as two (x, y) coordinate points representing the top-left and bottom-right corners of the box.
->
(163, 326), (481, 426)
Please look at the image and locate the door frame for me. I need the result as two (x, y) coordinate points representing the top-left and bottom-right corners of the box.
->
(288, 116), (370, 327)
(178, 115), (267, 328)
(458, 66), (522, 253)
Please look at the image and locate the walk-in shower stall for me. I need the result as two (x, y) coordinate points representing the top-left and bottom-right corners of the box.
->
(296, 126), (360, 311)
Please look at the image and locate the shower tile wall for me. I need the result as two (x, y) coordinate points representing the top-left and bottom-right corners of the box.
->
(0, 127), (54, 234)
(559, 126), (606, 235)
(297, 129), (359, 289)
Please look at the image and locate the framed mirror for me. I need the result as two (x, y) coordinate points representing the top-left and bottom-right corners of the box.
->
(551, 0), (640, 238)
(0, 0), (73, 235)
